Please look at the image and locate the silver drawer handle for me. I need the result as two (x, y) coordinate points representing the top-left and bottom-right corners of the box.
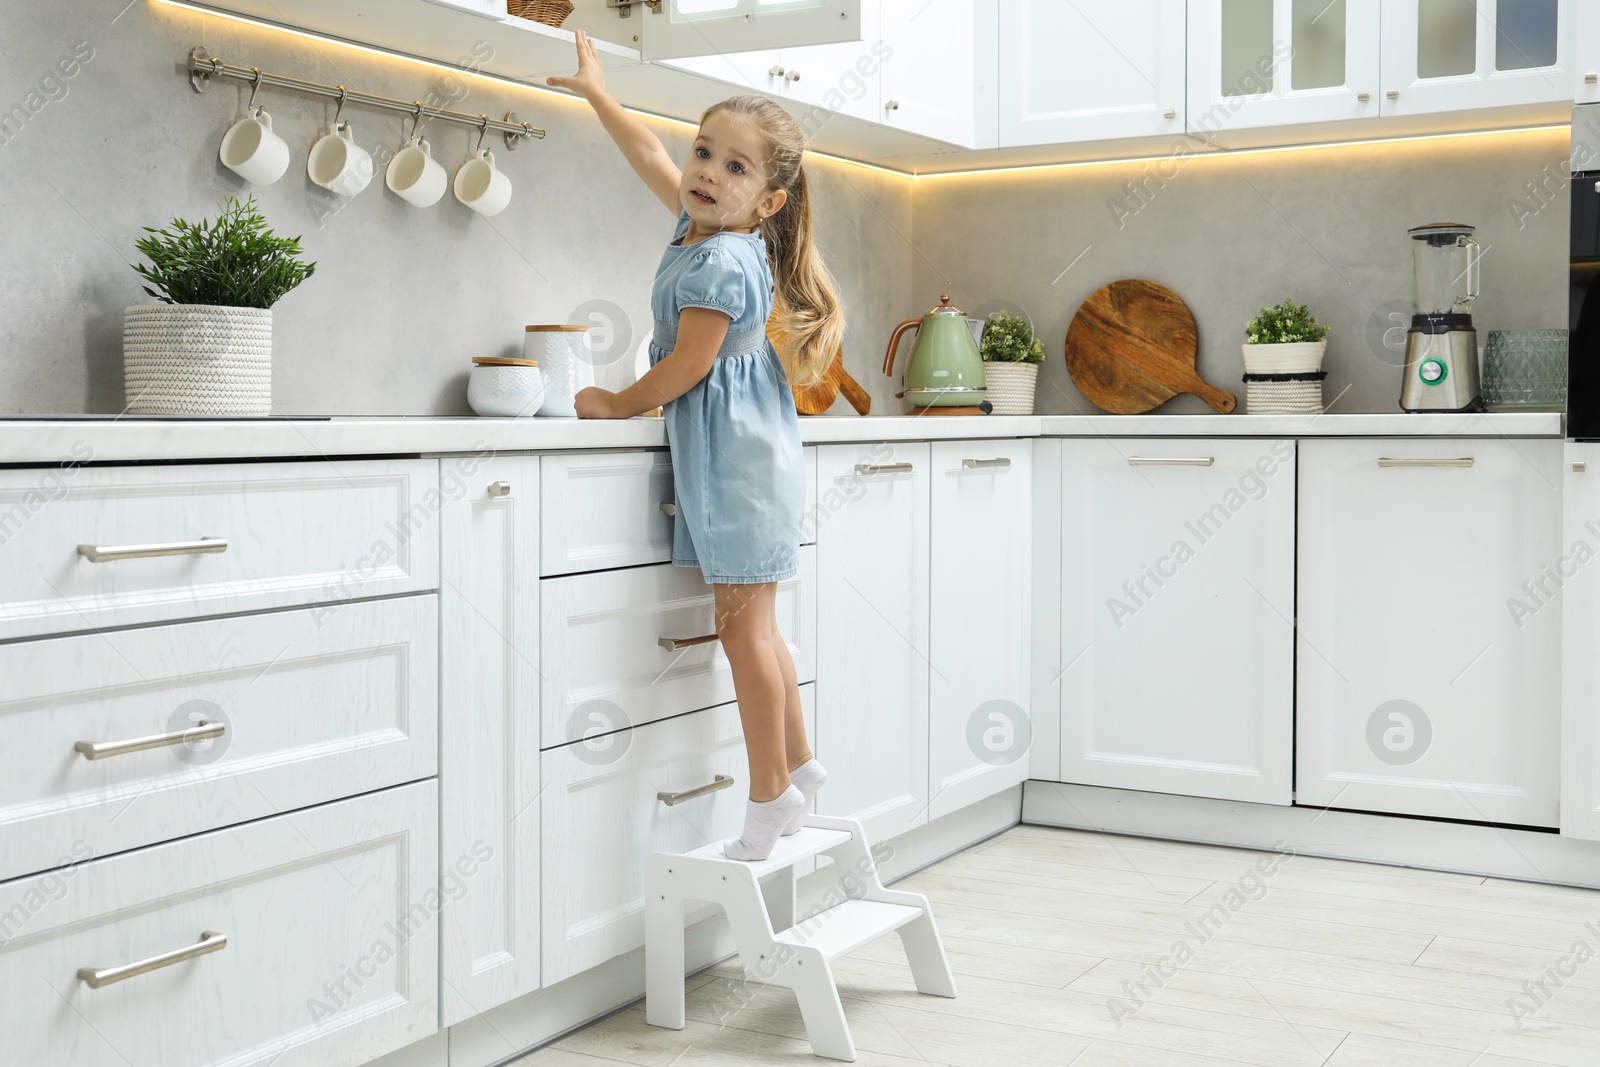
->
(854, 462), (912, 474)
(1377, 457), (1474, 468)
(659, 633), (719, 652)
(961, 457), (1011, 469)
(75, 720), (226, 761)
(1127, 457), (1214, 467)
(660, 501), (676, 516)
(658, 774), (733, 807)
(487, 480), (511, 497)
(1576, 461), (1588, 472)
(77, 536), (228, 563)
(78, 930), (228, 989)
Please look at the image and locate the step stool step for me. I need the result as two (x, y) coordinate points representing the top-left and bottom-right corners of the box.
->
(683, 824), (855, 880)
(771, 899), (924, 964)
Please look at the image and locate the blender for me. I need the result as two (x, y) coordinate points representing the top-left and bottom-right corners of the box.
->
(1400, 222), (1485, 412)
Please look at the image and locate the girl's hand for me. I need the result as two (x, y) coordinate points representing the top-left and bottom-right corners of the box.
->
(575, 385), (621, 419)
(546, 29), (607, 100)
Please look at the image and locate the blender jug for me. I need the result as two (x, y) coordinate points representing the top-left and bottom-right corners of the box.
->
(1400, 223), (1484, 412)
(1412, 223), (1480, 317)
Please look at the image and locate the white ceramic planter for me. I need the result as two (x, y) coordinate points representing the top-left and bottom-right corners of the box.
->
(1241, 340), (1326, 374)
(123, 305), (272, 416)
(981, 361), (1038, 415)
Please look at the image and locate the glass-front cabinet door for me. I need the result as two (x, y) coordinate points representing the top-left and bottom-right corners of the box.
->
(1187, 0), (1381, 139)
(1380, 0), (1572, 116)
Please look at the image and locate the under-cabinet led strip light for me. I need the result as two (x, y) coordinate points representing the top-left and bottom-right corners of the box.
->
(151, 0), (1572, 180)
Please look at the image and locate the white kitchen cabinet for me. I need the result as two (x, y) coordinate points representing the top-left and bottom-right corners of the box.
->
(439, 455), (541, 1026)
(1380, 0), (1574, 117)
(540, 450), (675, 576)
(928, 439), (1031, 819)
(1561, 444), (1600, 839)
(1055, 438), (1296, 805)
(813, 441), (929, 843)
(998, 0), (1187, 147)
(540, 550), (815, 743)
(1578, 2), (1600, 103)
(540, 687), (815, 986)
(1297, 438), (1562, 826)
(574, 0), (863, 62)
(0, 782), (437, 1067)
(0, 596), (437, 885)
(1187, 0), (1381, 138)
(878, 0), (986, 147)
(662, 1), (884, 125)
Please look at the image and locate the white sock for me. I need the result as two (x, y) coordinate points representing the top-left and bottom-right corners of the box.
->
(721, 784), (806, 861)
(780, 758), (828, 836)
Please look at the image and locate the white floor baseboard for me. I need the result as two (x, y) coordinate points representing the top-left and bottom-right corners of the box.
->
(1021, 778), (1600, 889)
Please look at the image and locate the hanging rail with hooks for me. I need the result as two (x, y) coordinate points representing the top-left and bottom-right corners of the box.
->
(185, 45), (546, 150)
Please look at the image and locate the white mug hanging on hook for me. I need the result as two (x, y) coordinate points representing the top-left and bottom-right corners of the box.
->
(308, 121), (374, 198)
(386, 135), (447, 207)
(455, 120), (512, 216)
(219, 71), (289, 185)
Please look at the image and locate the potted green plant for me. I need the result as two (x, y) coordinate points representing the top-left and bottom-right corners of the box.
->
(979, 310), (1046, 415)
(125, 194), (316, 415)
(1242, 299), (1330, 414)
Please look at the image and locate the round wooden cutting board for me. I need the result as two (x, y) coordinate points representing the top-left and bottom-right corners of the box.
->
(1064, 280), (1237, 414)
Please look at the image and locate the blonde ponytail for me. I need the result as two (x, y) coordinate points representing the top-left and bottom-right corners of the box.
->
(700, 95), (844, 389)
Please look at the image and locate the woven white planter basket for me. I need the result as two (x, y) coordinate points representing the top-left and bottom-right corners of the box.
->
(124, 304), (272, 416)
(981, 361), (1038, 415)
(1245, 379), (1324, 414)
(1241, 340), (1325, 375)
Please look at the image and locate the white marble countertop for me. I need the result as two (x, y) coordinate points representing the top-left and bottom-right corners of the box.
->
(0, 411), (1563, 465)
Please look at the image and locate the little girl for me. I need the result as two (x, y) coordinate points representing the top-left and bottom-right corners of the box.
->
(551, 32), (844, 862)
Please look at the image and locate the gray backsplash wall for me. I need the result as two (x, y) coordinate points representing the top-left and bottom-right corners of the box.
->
(911, 128), (1572, 415)
(0, 1), (913, 417)
(0, 2), (1570, 419)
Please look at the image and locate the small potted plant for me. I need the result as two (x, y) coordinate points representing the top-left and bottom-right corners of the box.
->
(1242, 299), (1330, 414)
(979, 310), (1046, 415)
(125, 194), (316, 415)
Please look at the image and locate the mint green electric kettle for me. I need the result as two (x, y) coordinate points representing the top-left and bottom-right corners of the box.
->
(882, 293), (988, 408)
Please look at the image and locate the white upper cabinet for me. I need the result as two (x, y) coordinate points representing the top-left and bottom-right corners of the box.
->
(999, 0), (1187, 147)
(631, 0), (863, 60)
(879, 0), (984, 146)
(1187, 0), (1381, 137)
(1379, 0), (1574, 116)
(1577, 1), (1600, 102)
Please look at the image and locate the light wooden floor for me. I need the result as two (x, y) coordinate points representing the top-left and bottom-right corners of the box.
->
(513, 823), (1600, 1066)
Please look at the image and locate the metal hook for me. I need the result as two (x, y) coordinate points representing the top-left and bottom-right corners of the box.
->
(333, 86), (347, 128)
(247, 68), (262, 111)
(475, 114), (489, 153)
(405, 102), (422, 142)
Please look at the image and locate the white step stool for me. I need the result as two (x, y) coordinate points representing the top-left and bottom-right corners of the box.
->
(644, 813), (957, 1062)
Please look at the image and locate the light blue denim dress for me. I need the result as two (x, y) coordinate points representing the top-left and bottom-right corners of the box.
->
(649, 208), (805, 584)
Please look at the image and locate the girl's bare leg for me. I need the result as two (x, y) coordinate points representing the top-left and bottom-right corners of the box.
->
(714, 582), (789, 802)
(768, 617), (810, 773)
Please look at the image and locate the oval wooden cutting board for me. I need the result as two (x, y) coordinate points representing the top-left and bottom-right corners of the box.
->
(1064, 280), (1236, 414)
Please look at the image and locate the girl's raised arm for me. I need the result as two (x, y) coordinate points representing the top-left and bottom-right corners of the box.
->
(547, 30), (683, 216)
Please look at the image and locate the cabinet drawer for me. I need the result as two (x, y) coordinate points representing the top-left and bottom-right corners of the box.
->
(0, 595), (437, 883)
(540, 447), (818, 575)
(0, 458), (439, 641)
(540, 546), (815, 746)
(540, 685), (815, 986)
(540, 450), (675, 575)
(0, 781), (437, 1067)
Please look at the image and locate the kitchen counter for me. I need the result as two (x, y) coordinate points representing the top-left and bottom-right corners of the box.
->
(0, 411), (1563, 465)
